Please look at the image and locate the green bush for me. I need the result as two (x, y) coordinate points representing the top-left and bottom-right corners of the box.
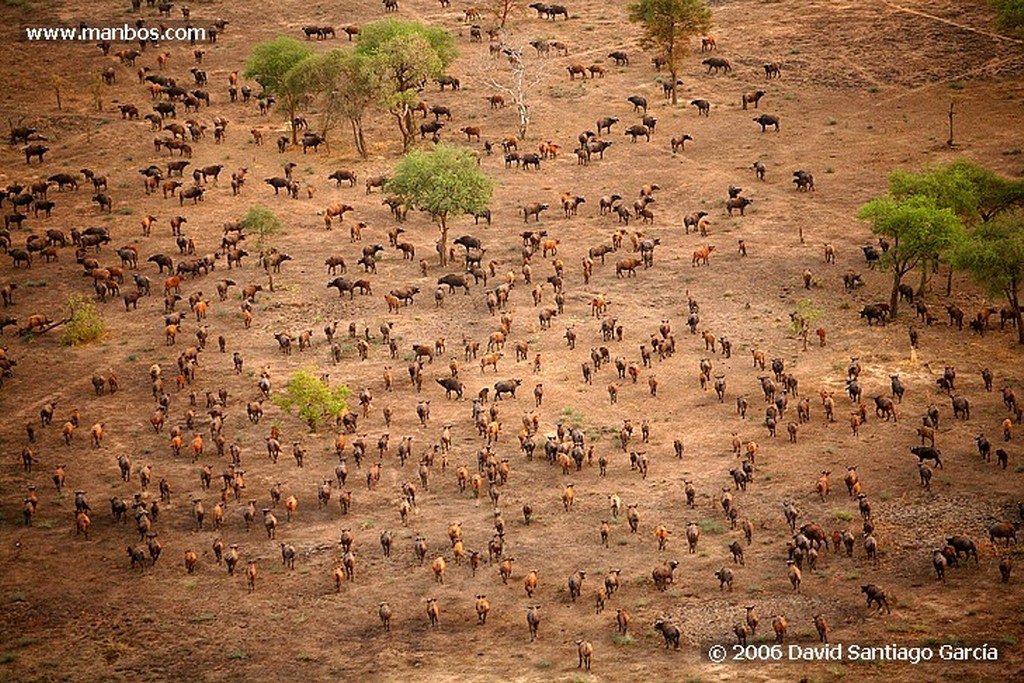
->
(994, 0), (1024, 32)
(61, 295), (105, 346)
(241, 206), (281, 248)
(272, 369), (350, 431)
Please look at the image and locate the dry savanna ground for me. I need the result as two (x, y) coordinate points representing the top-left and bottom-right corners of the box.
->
(1, 0), (1023, 681)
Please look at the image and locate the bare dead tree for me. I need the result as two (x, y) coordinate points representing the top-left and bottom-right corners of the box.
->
(473, 34), (546, 140)
(488, 0), (520, 28)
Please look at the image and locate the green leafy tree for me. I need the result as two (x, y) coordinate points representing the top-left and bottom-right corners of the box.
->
(889, 159), (1024, 293)
(356, 20), (456, 151)
(629, 0), (712, 105)
(857, 195), (964, 320)
(273, 369), (351, 431)
(954, 210), (1024, 343)
(241, 206), (281, 248)
(244, 37), (316, 143)
(62, 295), (106, 346)
(300, 50), (376, 158)
(385, 144), (493, 266)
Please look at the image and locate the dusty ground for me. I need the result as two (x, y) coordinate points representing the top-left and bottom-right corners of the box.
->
(1, 0), (1023, 681)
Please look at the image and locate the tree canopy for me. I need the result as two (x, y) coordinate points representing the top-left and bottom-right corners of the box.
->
(244, 37), (315, 92)
(385, 144), (492, 266)
(857, 195), (964, 318)
(355, 19), (457, 65)
(628, 0), (712, 104)
(889, 158), (1024, 224)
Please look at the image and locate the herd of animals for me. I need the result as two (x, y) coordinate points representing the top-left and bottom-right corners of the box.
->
(1, 0), (1021, 674)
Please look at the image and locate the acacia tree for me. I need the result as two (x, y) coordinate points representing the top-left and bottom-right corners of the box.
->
(954, 210), (1024, 343)
(356, 20), (457, 152)
(385, 144), (493, 267)
(244, 37), (316, 144)
(857, 195), (964, 320)
(891, 159), (1024, 223)
(629, 0), (712, 105)
(300, 50), (376, 158)
(889, 159), (1024, 293)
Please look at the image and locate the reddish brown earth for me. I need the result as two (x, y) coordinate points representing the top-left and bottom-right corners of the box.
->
(0, 0), (1023, 681)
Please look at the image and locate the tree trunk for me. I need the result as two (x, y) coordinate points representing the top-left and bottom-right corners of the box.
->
(438, 215), (449, 267)
(946, 263), (953, 296)
(401, 106), (416, 152)
(350, 118), (367, 158)
(889, 275), (901, 320)
(916, 264), (928, 298)
(669, 65), (678, 106)
(288, 103), (299, 144)
(516, 102), (529, 140)
(393, 108), (414, 152)
(1007, 283), (1024, 345)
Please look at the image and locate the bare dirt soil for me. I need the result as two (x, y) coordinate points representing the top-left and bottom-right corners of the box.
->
(1, 0), (1023, 681)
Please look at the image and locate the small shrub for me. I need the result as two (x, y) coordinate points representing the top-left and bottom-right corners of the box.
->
(832, 509), (854, 522)
(62, 295), (106, 346)
(700, 520), (725, 534)
(241, 206), (281, 248)
(228, 650), (249, 660)
(272, 369), (350, 431)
